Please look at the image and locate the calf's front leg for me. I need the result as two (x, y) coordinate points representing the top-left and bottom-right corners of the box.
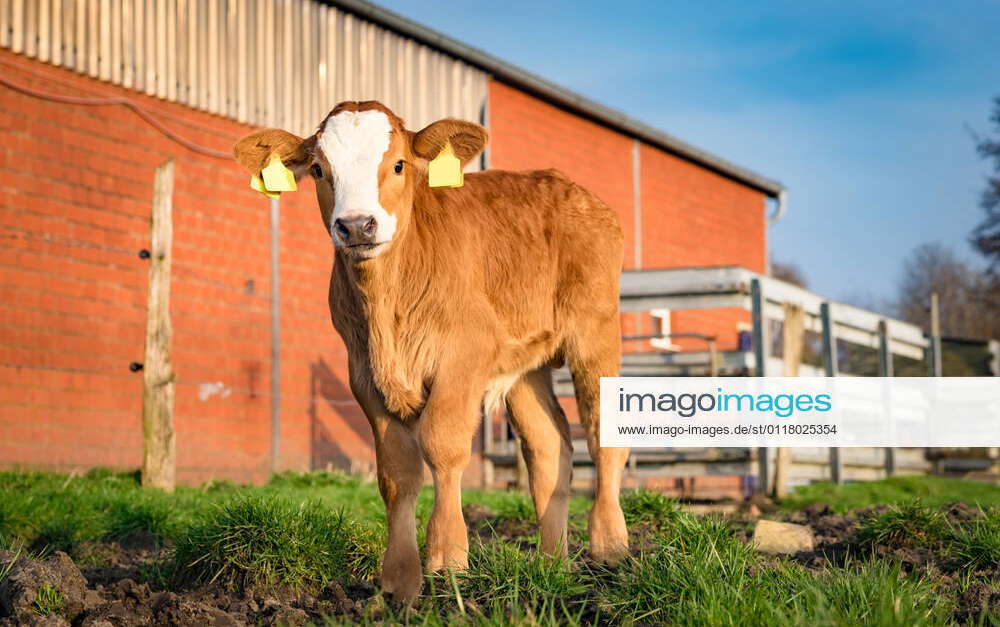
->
(418, 380), (484, 572)
(352, 377), (424, 602)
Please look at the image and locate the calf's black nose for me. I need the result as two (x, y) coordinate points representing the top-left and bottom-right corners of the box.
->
(334, 215), (378, 245)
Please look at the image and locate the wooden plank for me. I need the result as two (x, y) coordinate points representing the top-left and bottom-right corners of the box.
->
(87, 0), (99, 76)
(97, 0), (112, 81)
(165, 0), (176, 102)
(142, 160), (177, 493)
(0, 0), (10, 49)
(143, 0), (155, 93)
(222, 0), (233, 118)
(132, 0), (143, 90)
(297, 0), (308, 133)
(342, 11), (354, 99)
(74, 0), (86, 72)
(773, 302), (804, 499)
(186, 0), (197, 105)
(236, 0), (247, 122)
(110, 0), (121, 83)
(282, 0), (292, 129)
(38, 0), (50, 62)
(51, 0), (63, 65)
(121, 0), (132, 88)
(24, 0), (36, 57)
(264, 0), (275, 126)
(323, 7), (343, 105)
(254, 0), (267, 123)
(206, 0), (217, 107)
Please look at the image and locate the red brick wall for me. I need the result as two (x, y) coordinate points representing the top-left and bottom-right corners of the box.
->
(488, 80), (767, 353)
(0, 50), (368, 483)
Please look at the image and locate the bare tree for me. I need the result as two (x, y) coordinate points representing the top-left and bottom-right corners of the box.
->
(895, 242), (1000, 340)
(973, 96), (1000, 270)
(771, 259), (808, 288)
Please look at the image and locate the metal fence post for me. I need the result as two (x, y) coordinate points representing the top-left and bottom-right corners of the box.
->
(878, 319), (895, 476)
(820, 302), (842, 484)
(270, 196), (281, 474)
(750, 278), (769, 493)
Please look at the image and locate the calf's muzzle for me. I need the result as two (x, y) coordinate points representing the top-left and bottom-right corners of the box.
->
(334, 215), (379, 247)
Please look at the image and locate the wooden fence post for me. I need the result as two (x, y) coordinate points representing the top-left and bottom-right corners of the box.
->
(142, 160), (176, 492)
(773, 302), (804, 498)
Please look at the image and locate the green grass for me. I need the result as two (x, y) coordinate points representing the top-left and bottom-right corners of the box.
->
(783, 475), (1000, 513)
(950, 508), (1000, 570)
(171, 495), (355, 593)
(32, 583), (64, 616)
(621, 488), (682, 530)
(857, 501), (950, 549)
(1, 470), (998, 625)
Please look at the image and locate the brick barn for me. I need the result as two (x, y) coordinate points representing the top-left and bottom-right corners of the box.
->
(0, 0), (784, 486)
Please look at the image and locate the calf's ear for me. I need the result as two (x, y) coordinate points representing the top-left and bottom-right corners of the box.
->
(233, 129), (315, 178)
(412, 119), (488, 166)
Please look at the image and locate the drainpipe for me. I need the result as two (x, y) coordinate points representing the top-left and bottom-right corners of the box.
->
(764, 190), (787, 275)
(270, 196), (281, 474)
(768, 190), (787, 226)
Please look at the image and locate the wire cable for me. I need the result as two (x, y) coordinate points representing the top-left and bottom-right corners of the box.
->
(0, 71), (232, 160)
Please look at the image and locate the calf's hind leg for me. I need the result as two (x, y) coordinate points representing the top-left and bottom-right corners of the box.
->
(505, 367), (573, 555)
(566, 320), (630, 565)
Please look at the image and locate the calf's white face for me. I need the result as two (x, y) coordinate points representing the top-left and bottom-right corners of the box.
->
(232, 101), (489, 262)
(317, 110), (398, 257)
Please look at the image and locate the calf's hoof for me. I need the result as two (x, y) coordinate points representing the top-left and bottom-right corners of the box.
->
(425, 544), (469, 574)
(588, 503), (629, 566)
(380, 551), (423, 604)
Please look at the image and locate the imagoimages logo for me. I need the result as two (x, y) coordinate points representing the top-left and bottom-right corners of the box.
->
(600, 376), (1000, 448)
(618, 387), (833, 418)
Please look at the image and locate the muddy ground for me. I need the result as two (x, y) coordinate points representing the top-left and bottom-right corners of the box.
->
(2, 500), (998, 626)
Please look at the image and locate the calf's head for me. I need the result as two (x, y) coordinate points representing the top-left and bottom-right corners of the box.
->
(233, 101), (487, 259)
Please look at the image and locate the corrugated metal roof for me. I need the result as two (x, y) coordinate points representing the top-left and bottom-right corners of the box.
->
(327, 0), (785, 197)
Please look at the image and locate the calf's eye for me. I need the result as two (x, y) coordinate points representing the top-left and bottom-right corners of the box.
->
(393, 160), (404, 174)
(310, 164), (323, 179)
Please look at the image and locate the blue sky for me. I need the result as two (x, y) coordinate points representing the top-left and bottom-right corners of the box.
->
(377, 0), (1000, 306)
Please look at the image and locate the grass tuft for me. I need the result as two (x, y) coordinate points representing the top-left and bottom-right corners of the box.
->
(171, 495), (354, 593)
(950, 508), (1000, 570)
(32, 583), (64, 616)
(857, 501), (949, 549)
(621, 488), (681, 529)
(429, 538), (588, 623)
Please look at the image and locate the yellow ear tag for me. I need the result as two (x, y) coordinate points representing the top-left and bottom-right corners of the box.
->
(250, 174), (281, 198)
(428, 142), (463, 188)
(260, 153), (297, 193)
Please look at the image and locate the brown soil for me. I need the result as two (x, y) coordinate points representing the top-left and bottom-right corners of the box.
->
(0, 543), (371, 626)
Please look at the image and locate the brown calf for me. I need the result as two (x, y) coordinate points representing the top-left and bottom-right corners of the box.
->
(233, 101), (629, 601)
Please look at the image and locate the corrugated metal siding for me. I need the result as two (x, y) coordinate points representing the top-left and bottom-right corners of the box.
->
(0, 0), (488, 138)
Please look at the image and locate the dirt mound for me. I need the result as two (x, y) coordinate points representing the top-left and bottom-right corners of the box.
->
(0, 550), (88, 624)
(0, 548), (367, 626)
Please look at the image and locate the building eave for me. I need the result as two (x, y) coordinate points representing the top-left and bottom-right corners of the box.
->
(326, 0), (786, 198)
